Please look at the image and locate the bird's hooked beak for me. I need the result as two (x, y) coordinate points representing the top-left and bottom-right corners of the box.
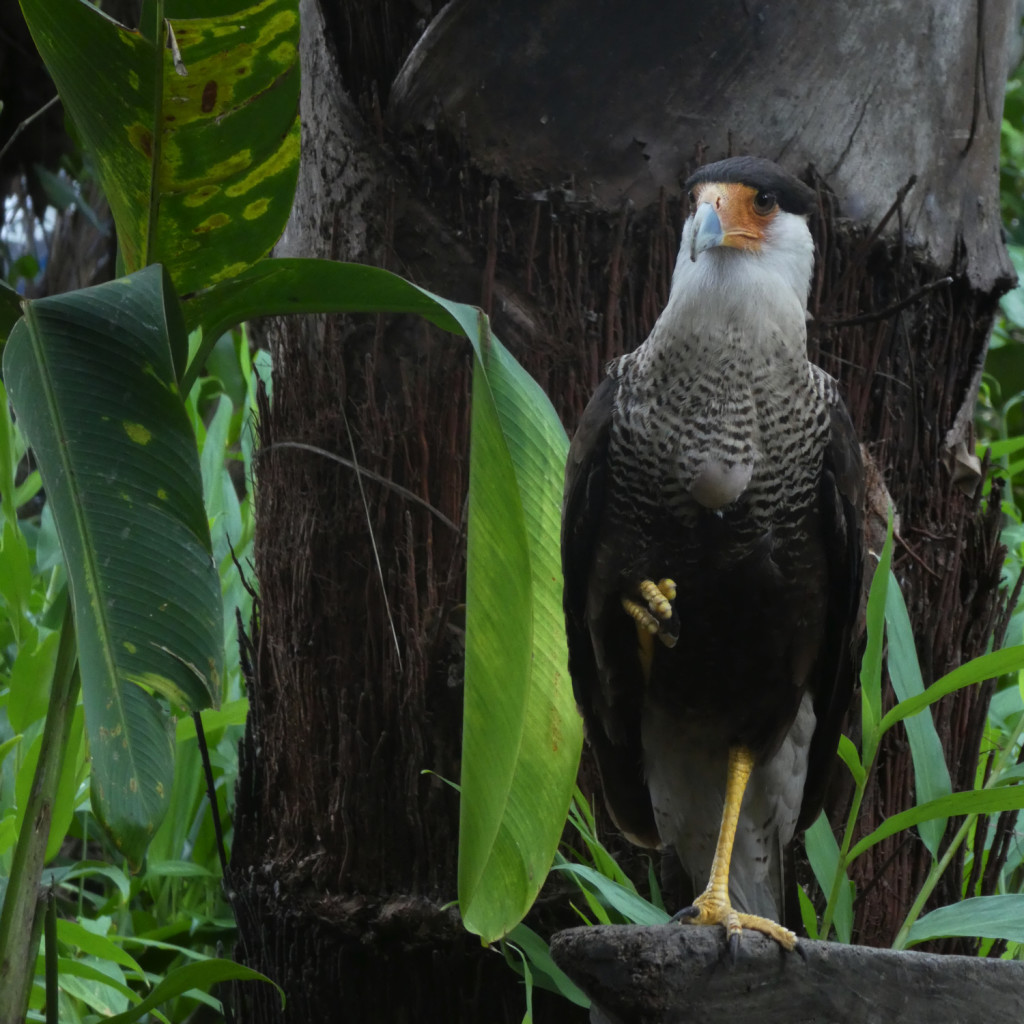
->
(690, 203), (724, 262)
(688, 182), (776, 262)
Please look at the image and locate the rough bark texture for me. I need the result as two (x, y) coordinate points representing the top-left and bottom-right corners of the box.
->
(231, 0), (1018, 1020)
(551, 925), (1024, 1024)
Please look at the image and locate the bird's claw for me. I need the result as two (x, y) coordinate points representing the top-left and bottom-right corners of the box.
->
(672, 891), (798, 952)
(621, 578), (679, 647)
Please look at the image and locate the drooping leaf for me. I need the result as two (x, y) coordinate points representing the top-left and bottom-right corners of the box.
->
(506, 923), (590, 1009)
(551, 863), (670, 926)
(97, 957), (282, 1023)
(884, 571), (952, 857)
(905, 894), (1024, 946)
(3, 265), (221, 864)
(184, 257), (582, 941)
(19, 0), (300, 293)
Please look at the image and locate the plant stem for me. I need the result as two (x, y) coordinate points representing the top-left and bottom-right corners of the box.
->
(821, 734), (877, 939)
(0, 601), (79, 1024)
(891, 708), (1024, 949)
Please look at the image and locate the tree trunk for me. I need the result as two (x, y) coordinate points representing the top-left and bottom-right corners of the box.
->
(230, 1), (1017, 1019)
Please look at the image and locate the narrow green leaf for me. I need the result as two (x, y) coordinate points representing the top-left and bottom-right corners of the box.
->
(797, 885), (819, 940)
(551, 863), (670, 926)
(102, 958), (283, 1023)
(905, 895), (1024, 946)
(880, 645), (1024, 734)
(836, 734), (865, 787)
(861, 511), (894, 745)
(4, 265), (222, 864)
(56, 920), (145, 979)
(884, 571), (952, 857)
(804, 811), (853, 943)
(506, 924), (590, 1008)
(20, 0), (300, 292)
(849, 786), (1024, 862)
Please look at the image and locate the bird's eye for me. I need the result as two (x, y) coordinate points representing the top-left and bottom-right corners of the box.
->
(687, 189), (696, 206)
(753, 191), (777, 216)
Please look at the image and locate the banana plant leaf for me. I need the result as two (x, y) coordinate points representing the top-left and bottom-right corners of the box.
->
(185, 257), (583, 942)
(3, 265), (221, 865)
(19, 0), (300, 295)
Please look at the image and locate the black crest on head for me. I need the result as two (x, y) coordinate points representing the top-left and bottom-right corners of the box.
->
(685, 156), (816, 216)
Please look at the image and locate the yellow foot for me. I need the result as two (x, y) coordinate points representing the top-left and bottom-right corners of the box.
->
(621, 578), (678, 647)
(673, 892), (798, 952)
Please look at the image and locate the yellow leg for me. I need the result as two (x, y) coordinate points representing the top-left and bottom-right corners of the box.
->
(676, 746), (798, 952)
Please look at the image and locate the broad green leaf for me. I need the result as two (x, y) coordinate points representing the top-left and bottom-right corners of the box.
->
(184, 257), (583, 941)
(54, 956), (133, 1012)
(804, 811), (853, 943)
(4, 265), (222, 864)
(20, 0), (300, 292)
(905, 894), (1024, 946)
(849, 786), (1024, 862)
(102, 958), (283, 1023)
(884, 571), (952, 857)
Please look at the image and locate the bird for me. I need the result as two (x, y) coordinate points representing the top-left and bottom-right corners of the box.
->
(561, 155), (864, 952)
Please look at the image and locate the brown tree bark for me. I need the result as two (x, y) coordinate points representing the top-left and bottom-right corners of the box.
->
(230, 1), (1018, 1019)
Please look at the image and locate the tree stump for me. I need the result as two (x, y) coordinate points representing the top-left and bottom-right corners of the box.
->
(550, 925), (1024, 1023)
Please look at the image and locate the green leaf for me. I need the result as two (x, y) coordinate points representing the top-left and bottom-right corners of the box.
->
(102, 958), (283, 1023)
(848, 786), (1024, 862)
(551, 863), (670, 926)
(905, 895), (1024, 946)
(182, 257), (583, 942)
(836, 734), (865, 787)
(453, 311), (582, 942)
(804, 811), (853, 943)
(20, 0), (300, 292)
(506, 924), (590, 1008)
(3, 265), (222, 864)
(883, 571), (952, 857)
(56, 920), (145, 980)
(861, 511), (894, 746)
(879, 645), (1024, 734)
(0, 280), (23, 344)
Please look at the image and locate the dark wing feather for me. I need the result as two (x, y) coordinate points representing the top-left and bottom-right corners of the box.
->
(797, 395), (865, 830)
(562, 376), (660, 846)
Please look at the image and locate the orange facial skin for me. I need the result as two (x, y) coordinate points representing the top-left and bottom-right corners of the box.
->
(690, 182), (780, 253)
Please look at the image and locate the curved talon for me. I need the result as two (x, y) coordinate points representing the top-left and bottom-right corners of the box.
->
(675, 890), (798, 951)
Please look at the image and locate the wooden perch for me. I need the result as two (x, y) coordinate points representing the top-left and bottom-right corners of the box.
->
(550, 925), (1024, 1023)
